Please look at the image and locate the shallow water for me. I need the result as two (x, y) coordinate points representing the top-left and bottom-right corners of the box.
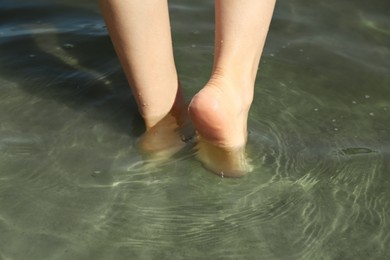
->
(0, 0), (389, 259)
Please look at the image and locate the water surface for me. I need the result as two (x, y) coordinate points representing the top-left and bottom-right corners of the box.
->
(0, 0), (389, 259)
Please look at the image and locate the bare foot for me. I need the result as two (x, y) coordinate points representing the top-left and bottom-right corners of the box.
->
(188, 73), (254, 177)
(138, 87), (194, 160)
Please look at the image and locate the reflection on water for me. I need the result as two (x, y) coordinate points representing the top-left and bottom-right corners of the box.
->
(0, 0), (389, 259)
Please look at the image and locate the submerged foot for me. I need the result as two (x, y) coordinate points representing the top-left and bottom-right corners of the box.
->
(138, 110), (194, 160)
(138, 87), (195, 160)
(188, 73), (254, 177)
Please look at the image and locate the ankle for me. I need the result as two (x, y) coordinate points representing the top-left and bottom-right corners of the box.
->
(143, 87), (187, 130)
(208, 67), (254, 109)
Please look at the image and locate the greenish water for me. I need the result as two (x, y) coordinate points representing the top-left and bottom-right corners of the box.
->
(0, 0), (389, 259)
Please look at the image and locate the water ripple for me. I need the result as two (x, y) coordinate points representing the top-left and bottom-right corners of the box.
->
(0, 0), (389, 259)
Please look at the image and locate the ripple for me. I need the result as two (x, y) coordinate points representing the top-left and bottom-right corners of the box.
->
(339, 147), (377, 155)
(0, 0), (389, 259)
(0, 135), (43, 157)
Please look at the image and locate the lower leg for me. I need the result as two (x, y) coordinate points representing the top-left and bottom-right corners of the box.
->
(99, 0), (184, 130)
(189, 0), (275, 175)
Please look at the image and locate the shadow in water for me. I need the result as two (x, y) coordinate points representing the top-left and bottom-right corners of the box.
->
(0, 0), (144, 137)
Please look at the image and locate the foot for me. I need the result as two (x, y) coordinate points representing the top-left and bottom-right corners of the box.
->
(188, 72), (254, 177)
(138, 88), (194, 160)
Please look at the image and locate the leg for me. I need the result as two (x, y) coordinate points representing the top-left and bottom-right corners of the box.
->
(189, 0), (275, 176)
(99, 0), (191, 156)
